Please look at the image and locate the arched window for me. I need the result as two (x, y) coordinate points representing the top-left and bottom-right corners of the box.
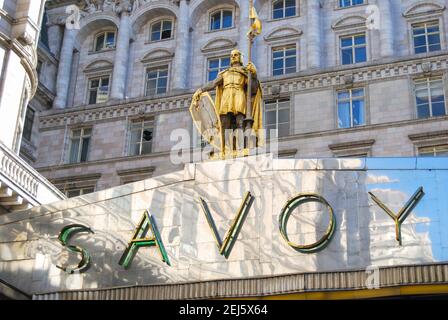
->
(273, 0), (296, 20)
(151, 20), (173, 42)
(210, 9), (233, 31)
(94, 31), (116, 52)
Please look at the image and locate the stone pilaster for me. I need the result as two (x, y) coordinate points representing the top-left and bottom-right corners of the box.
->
(110, 11), (131, 100)
(378, 0), (394, 58)
(173, 0), (190, 90)
(306, 0), (321, 69)
(238, 0), (250, 65)
(53, 27), (76, 109)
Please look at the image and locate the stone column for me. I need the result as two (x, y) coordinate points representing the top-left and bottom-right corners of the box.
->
(378, 0), (394, 58)
(53, 27), (76, 109)
(306, 0), (322, 69)
(173, 0), (190, 90)
(110, 10), (131, 100)
(238, 0), (250, 65)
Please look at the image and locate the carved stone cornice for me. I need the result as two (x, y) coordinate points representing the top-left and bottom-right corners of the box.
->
(39, 52), (448, 131)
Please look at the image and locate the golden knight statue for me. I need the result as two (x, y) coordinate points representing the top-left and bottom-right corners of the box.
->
(191, 49), (263, 158)
(190, 2), (263, 159)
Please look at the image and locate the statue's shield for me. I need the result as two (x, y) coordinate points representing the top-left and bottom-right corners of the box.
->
(189, 93), (222, 150)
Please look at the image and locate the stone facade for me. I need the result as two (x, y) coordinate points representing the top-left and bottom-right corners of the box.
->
(27, 0), (448, 194)
(0, 0), (65, 214)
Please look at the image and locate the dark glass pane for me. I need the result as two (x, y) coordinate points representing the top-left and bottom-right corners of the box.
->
(273, 50), (284, 59)
(427, 25), (439, 33)
(285, 48), (296, 56)
(414, 35), (426, 47)
(159, 69), (168, 77)
(354, 35), (366, 45)
(355, 47), (367, 62)
(101, 77), (109, 86)
(285, 57), (296, 68)
(209, 71), (218, 81)
(106, 32), (115, 47)
(278, 109), (289, 123)
(89, 91), (97, 104)
(338, 102), (351, 128)
(273, 69), (283, 76)
(432, 102), (446, 117)
(278, 124), (290, 137)
(222, 57), (230, 67)
(342, 49), (353, 65)
(152, 22), (161, 32)
(417, 104), (430, 118)
(151, 31), (161, 41)
(211, 12), (221, 30)
(429, 44), (442, 52)
(95, 34), (104, 51)
(141, 142), (152, 154)
(209, 59), (219, 69)
(285, 7), (295, 17)
(413, 26), (425, 35)
(223, 11), (233, 28)
(266, 111), (277, 125)
(415, 46), (428, 54)
(273, 9), (283, 19)
(427, 34), (440, 46)
(161, 30), (172, 39)
(163, 21), (172, 31)
(341, 37), (352, 47)
(273, 1), (283, 10)
(90, 79), (99, 88)
(80, 138), (90, 162)
(352, 100), (365, 126)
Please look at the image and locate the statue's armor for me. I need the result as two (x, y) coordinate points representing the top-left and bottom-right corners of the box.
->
(220, 67), (247, 115)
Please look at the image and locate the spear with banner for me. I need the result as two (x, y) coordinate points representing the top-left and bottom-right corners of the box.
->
(245, 0), (262, 132)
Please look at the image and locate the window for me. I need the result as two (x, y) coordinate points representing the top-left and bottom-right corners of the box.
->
(23, 107), (35, 142)
(37, 60), (43, 76)
(208, 57), (230, 81)
(340, 34), (367, 65)
(94, 31), (116, 52)
(273, 0), (296, 20)
(68, 128), (91, 164)
(412, 21), (442, 54)
(418, 145), (448, 157)
(265, 99), (290, 139)
(129, 119), (154, 156)
(151, 20), (173, 42)
(88, 76), (110, 104)
(339, 0), (365, 8)
(272, 45), (297, 76)
(65, 187), (95, 198)
(210, 9), (233, 31)
(146, 66), (168, 96)
(337, 88), (366, 128)
(415, 77), (446, 119)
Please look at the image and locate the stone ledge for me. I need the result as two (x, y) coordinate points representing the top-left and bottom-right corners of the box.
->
(31, 263), (448, 300)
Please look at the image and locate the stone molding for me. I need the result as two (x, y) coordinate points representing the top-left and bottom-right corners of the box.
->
(32, 263), (448, 300)
(38, 52), (448, 130)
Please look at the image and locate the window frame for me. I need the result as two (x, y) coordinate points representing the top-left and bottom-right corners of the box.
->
(150, 19), (174, 42)
(418, 145), (448, 157)
(93, 30), (116, 52)
(339, 33), (368, 65)
(209, 8), (234, 32)
(68, 127), (92, 164)
(412, 20), (442, 54)
(271, 44), (298, 77)
(264, 98), (292, 139)
(128, 118), (155, 157)
(337, 0), (366, 9)
(272, 0), (298, 20)
(22, 107), (35, 143)
(145, 65), (170, 97)
(413, 76), (447, 119)
(336, 87), (367, 129)
(207, 56), (231, 81)
(87, 75), (111, 105)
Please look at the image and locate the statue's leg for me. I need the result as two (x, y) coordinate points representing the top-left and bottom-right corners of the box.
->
(235, 113), (245, 151)
(220, 114), (232, 155)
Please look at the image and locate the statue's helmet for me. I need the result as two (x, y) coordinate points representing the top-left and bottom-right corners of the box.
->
(230, 49), (243, 65)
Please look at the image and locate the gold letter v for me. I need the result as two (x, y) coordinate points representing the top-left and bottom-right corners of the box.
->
(199, 192), (255, 259)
